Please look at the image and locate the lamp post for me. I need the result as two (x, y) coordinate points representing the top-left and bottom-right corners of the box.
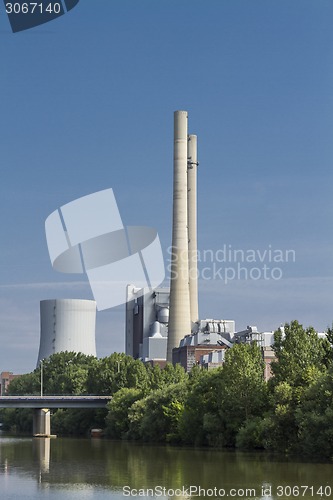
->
(40, 359), (43, 397)
(66, 360), (73, 394)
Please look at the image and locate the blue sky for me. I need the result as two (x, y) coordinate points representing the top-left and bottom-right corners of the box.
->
(1, 0), (333, 373)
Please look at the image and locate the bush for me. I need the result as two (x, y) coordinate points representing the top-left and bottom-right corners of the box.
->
(105, 388), (143, 438)
(236, 417), (269, 450)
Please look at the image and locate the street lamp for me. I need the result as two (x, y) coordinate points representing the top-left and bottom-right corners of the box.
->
(40, 359), (43, 397)
(66, 360), (73, 394)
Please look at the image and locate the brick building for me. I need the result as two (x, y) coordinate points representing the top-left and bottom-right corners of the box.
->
(0, 371), (21, 395)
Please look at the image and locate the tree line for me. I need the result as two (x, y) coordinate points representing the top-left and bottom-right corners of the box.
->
(1, 320), (333, 459)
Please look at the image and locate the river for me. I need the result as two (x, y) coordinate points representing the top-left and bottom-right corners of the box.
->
(0, 434), (332, 499)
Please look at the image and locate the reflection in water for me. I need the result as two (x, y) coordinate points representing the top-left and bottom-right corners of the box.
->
(32, 437), (50, 473)
(0, 436), (332, 499)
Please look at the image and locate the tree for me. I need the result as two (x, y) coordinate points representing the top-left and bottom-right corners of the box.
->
(159, 362), (188, 386)
(7, 372), (40, 395)
(144, 363), (164, 390)
(270, 321), (328, 388)
(86, 353), (149, 395)
(5, 351), (98, 435)
(218, 342), (268, 446)
(51, 408), (106, 436)
(295, 365), (333, 458)
(105, 388), (143, 438)
(179, 369), (222, 446)
(267, 321), (330, 454)
(127, 397), (147, 440)
(322, 324), (333, 367)
(134, 382), (188, 443)
(0, 408), (33, 434)
(40, 351), (96, 395)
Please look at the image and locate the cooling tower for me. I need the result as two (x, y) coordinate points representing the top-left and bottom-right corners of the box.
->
(37, 299), (97, 366)
(167, 111), (191, 362)
(187, 134), (199, 324)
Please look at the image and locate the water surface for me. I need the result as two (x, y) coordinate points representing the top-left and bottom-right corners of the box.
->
(0, 435), (332, 499)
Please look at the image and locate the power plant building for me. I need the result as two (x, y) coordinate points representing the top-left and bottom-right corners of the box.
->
(125, 111), (238, 365)
(126, 285), (169, 363)
(125, 111), (278, 368)
(37, 299), (97, 366)
(125, 283), (237, 365)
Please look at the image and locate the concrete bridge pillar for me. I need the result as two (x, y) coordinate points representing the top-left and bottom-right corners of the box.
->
(33, 408), (51, 437)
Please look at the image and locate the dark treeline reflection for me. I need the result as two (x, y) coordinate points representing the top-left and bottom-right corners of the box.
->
(0, 437), (332, 495)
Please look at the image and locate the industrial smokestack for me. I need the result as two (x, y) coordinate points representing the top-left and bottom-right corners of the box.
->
(167, 110), (191, 362)
(187, 134), (199, 324)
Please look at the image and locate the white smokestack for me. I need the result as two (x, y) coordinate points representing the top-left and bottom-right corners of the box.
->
(187, 134), (199, 324)
(167, 110), (191, 362)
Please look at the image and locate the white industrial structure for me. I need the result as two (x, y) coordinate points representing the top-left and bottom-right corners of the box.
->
(125, 111), (280, 366)
(187, 133), (199, 325)
(180, 320), (236, 348)
(167, 111), (192, 362)
(37, 299), (97, 366)
(126, 111), (238, 364)
(126, 286), (169, 362)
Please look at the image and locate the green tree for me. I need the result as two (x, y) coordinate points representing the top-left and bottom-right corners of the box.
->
(159, 362), (188, 386)
(144, 363), (164, 389)
(7, 372), (40, 395)
(127, 397), (147, 440)
(236, 416), (272, 450)
(267, 321), (330, 454)
(322, 324), (333, 366)
(271, 321), (328, 388)
(295, 365), (333, 458)
(105, 387), (143, 438)
(135, 382), (188, 443)
(263, 381), (298, 453)
(87, 353), (149, 395)
(41, 351), (96, 395)
(51, 408), (106, 436)
(4, 351), (98, 435)
(179, 369), (222, 446)
(8, 351), (96, 397)
(218, 342), (268, 446)
(0, 408), (33, 434)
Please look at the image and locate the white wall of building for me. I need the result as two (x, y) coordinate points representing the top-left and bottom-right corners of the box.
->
(37, 299), (97, 366)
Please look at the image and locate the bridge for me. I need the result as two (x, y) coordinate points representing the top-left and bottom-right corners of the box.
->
(0, 396), (112, 409)
(0, 396), (112, 436)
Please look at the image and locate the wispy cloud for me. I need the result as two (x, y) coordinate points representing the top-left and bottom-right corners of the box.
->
(0, 281), (89, 291)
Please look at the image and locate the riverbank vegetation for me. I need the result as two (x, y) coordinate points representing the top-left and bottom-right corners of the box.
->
(1, 320), (332, 459)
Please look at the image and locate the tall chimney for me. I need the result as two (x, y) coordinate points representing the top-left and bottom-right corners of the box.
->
(187, 134), (199, 324)
(167, 110), (191, 362)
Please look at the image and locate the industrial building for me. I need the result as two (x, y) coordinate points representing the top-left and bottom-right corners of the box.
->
(37, 299), (97, 366)
(198, 329), (277, 380)
(125, 111), (246, 366)
(172, 320), (235, 371)
(126, 285), (169, 363)
(125, 283), (239, 365)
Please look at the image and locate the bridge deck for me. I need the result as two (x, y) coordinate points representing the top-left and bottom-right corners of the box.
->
(0, 396), (112, 409)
